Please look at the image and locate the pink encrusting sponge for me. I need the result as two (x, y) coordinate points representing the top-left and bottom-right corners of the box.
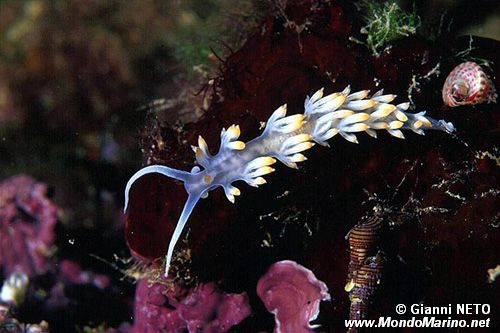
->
(124, 86), (455, 276)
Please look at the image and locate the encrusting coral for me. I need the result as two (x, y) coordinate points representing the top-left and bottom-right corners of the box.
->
(125, 86), (455, 276)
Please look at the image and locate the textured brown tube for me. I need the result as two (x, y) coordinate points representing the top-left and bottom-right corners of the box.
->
(345, 216), (385, 331)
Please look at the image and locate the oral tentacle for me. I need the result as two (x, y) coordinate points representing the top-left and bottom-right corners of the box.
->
(124, 165), (191, 213)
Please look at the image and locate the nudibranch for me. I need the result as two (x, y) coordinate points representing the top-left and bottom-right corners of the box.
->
(124, 86), (455, 276)
(442, 61), (497, 107)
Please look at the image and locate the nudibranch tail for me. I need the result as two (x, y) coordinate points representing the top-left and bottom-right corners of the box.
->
(124, 86), (456, 277)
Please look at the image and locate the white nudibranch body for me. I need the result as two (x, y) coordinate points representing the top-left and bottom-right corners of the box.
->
(124, 86), (455, 276)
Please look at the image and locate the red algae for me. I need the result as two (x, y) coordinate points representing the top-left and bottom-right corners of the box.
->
(132, 279), (251, 333)
(0, 175), (58, 276)
(257, 260), (330, 333)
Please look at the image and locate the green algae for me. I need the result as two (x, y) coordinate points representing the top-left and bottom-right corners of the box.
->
(359, 1), (421, 56)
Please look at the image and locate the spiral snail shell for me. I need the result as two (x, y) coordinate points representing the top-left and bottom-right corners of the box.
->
(442, 61), (497, 107)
